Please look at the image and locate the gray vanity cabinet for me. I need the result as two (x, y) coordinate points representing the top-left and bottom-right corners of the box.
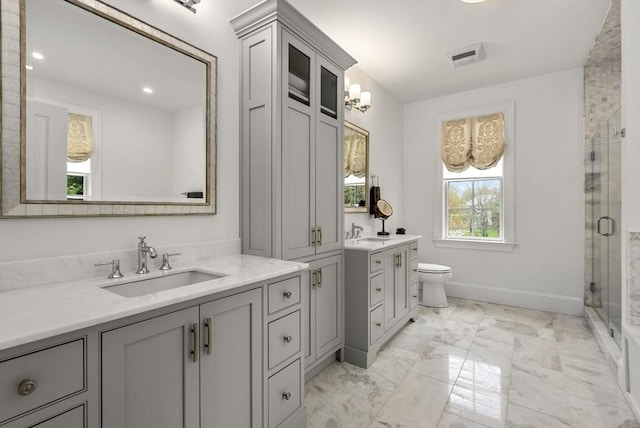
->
(101, 288), (262, 428)
(233, 0), (356, 261)
(302, 255), (343, 369)
(344, 240), (419, 368)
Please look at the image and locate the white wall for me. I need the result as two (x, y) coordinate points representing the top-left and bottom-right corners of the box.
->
(344, 66), (405, 238)
(403, 68), (585, 314)
(0, 0), (257, 261)
(172, 105), (206, 199)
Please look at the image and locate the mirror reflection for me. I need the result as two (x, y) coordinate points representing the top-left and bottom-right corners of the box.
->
(24, 0), (209, 203)
(344, 122), (369, 212)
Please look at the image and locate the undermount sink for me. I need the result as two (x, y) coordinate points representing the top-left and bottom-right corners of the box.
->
(359, 237), (392, 242)
(103, 270), (225, 297)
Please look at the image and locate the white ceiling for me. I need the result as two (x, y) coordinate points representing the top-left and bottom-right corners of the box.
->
(283, 0), (611, 103)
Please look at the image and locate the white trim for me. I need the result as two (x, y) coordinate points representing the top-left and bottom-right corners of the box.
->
(433, 238), (516, 252)
(444, 280), (584, 315)
(434, 101), (516, 247)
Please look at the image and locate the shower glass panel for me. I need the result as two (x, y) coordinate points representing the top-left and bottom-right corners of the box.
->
(591, 107), (622, 346)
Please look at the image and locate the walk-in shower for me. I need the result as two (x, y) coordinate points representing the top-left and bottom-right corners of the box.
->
(589, 107), (622, 346)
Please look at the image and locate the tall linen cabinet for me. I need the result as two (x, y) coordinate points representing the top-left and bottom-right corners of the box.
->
(231, 0), (356, 384)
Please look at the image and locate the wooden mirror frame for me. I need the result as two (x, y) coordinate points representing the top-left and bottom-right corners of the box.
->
(0, 0), (217, 217)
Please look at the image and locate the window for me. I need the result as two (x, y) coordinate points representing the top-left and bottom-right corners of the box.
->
(444, 162), (503, 240)
(434, 102), (515, 251)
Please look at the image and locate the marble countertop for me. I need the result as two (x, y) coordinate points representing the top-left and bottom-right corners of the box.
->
(0, 254), (308, 352)
(344, 234), (422, 252)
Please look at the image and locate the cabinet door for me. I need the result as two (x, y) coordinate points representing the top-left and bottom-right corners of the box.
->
(383, 247), (409, 330)
(314, 255), (343, 357)
(314, 56), (343, 254)
(282, 30), (317, 260)
(101, 308), (199, 428)
(304, 255), (343, 368)
(200, 288), (262, 428)
(395, 247), (409, 320)
(383, 249), (397, 328)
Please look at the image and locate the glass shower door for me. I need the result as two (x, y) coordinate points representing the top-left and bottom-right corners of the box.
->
(593, 108), (622, 346)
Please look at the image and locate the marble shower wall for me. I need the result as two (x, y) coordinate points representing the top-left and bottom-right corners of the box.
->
(584, 0), (621, 307)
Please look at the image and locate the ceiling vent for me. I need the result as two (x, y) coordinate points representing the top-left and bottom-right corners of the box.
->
(447, 43), (486, 67)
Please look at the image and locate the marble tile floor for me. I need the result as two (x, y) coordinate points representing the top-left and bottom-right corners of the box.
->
(305, 298), (640, 428)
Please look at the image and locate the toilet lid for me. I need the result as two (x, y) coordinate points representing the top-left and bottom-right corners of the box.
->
(418, 263), (451, 273)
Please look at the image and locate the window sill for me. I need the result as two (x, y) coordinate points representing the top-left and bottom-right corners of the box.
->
(433, 238), (517, 252)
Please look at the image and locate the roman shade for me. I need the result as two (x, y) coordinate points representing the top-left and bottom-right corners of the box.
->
(441, 112), (505, 172)
(67, 113), (95, 162)
(344, 132), (367, 178)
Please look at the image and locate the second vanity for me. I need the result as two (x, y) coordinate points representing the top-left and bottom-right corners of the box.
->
(344, 235), (421, 368)
(0, 247), (308, 428)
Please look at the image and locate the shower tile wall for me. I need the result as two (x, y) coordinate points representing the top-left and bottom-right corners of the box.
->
(628, 233), (640, 325)
(584, 0), (620, 307)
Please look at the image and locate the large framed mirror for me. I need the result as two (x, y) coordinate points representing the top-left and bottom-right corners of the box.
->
(0, 0), (217, 217)
(344, 122), (369, 213)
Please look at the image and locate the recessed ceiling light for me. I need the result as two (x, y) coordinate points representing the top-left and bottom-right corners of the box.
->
(32, 52), (44, 60)
(25, 65), (34, 70)
(461, 0), (487, 3)
(142, 87), (153, 94)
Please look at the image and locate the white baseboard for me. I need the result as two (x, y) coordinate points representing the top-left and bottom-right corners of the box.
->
(444, 281), (584, 315)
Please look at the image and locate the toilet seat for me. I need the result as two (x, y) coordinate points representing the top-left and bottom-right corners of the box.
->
(418, 263), (451, 274)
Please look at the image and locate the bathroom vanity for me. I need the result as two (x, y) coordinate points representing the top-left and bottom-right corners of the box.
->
(343, 235), (421, 368)
(0, 253), (308, 428)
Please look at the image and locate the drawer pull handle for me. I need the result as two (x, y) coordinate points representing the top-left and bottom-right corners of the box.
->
(204, 317), (212, 356)
(191, 323), (199, 363)
(375, 322), (382, 327)
(282, 392), (292, 400)
(283, 291), (292, 299)
(18, 379), (37, 396)
(283, 335), (293, 343)
(375, 287), (382, 292)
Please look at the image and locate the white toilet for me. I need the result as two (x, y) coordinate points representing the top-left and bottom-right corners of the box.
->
(417, 263), (452, 308)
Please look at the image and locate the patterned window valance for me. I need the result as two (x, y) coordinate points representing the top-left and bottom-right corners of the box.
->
(441, 112), (505, 172)
(67, 113), (95, 162)
(344, 132), (367, 178)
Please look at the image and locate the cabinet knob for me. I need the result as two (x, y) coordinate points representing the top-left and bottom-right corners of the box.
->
(375, 322), (382, 327)
(17, 379), (37, 396)
(413, 295), (418, 298)
(375, 287), (382, 293)
(412, 268), (418, 272)
(283, 335), (293, 343)
(282, 392), (292, 400)
(376, 260), (382, 265)
(283, 291), (292, 299)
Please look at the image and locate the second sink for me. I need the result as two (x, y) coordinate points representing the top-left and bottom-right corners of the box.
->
(103, 270), (225, 297)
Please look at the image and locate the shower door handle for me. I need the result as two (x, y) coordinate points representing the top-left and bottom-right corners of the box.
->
(597, 216), (614, 237)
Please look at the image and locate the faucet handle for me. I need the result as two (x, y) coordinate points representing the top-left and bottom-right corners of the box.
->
(95, 259), (124, 279)
(138, 236), (146, 243)
(160, 253), (181, 270)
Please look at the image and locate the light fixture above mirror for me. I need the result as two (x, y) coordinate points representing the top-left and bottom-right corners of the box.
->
(173, 0), (201, 14)
(344, 76), (372, 113)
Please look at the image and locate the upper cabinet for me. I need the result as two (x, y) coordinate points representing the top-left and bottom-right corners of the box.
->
(232, 0), (356, 260)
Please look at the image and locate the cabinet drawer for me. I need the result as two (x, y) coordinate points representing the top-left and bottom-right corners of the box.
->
(0, 339), (85, 423)
(409, 282), (419, 311)
(268, 311), (301, 369)
(409, 242), (419, 260)
(409, 260), (418, 283)
(268, 277), (301, 314)
(370, 305), (385, 345)
(370, 252), (384, 274)
(369, 274), (384, 307)
(268, 359), (301, 428)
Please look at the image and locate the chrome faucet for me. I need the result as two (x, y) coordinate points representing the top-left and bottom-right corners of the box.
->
(136, 236), (158, 274)
(349, 222), (363, 239)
